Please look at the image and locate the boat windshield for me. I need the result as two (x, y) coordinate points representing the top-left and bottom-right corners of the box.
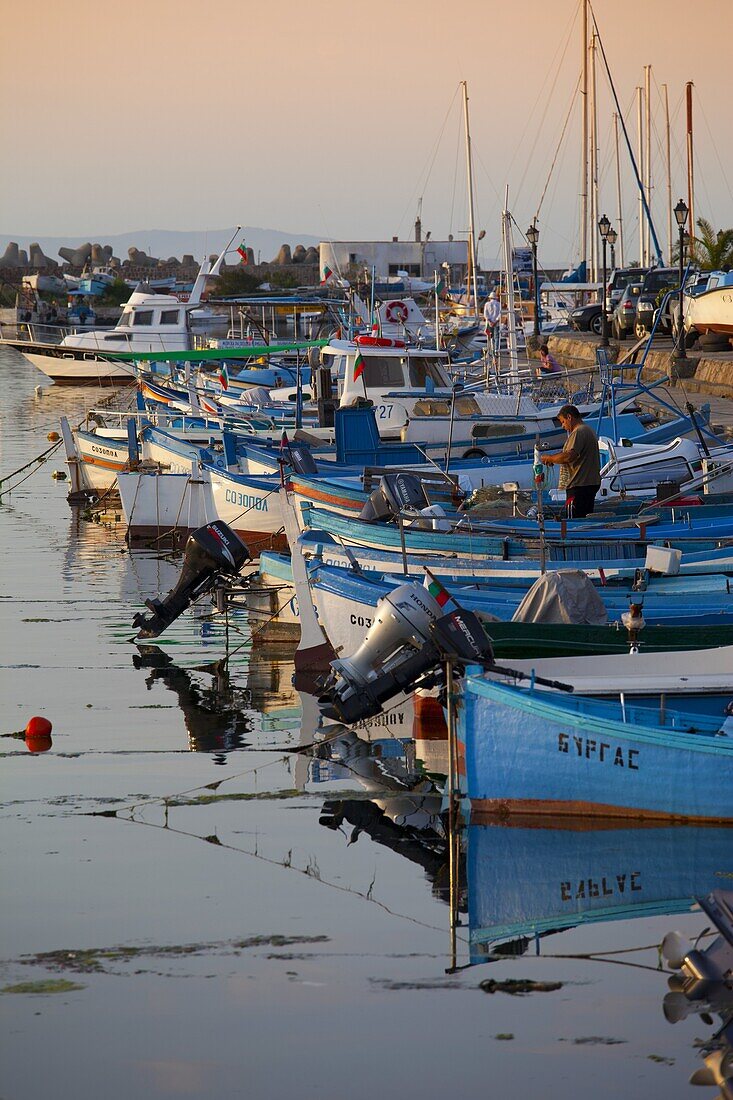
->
(358, 355), (406, 387)
(408, 357), (449, 387)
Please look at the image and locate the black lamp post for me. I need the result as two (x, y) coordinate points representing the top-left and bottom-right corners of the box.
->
(598, 214), (611, 347)
(526, 224), (540, 337)
(674, 199), (689, 360)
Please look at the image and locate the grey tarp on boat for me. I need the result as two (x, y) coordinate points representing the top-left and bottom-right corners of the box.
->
(511, 569), (608, 625)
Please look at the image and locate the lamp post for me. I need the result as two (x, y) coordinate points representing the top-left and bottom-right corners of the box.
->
(526, 223), (540, 337)
(607, 227), (617, 272)
(598, 214), (611, 347)
(674, 199), (689, 360)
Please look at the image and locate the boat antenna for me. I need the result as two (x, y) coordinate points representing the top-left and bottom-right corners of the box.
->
(587, 4), (663, 266)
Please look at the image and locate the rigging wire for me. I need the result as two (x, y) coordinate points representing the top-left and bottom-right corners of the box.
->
(395, 85), (461, 240)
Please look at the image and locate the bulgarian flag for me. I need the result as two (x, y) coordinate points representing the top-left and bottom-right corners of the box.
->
(320, 264), (333, 285)
(280, 427), (289, 454)
(353, 350), (365, 381)
(435, 274), (446, 296)
(218, 364), (229, 390)
(423, 568), (451, 608)
(237, 240), (248, 265)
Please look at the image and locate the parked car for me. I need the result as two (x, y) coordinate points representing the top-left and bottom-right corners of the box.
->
(635, 267), (682, 337)
(569, 300), (603, 335)
(610, 281), (642, 340)
(605, 266), (646, 312)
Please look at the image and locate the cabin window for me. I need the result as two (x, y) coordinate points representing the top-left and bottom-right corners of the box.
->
(132, 310), (154, 326)
(408, 357), (450, 387)
(103, 333), (130, 341)
(455, 396), (481, 416)
(160, 309), (180, 324)
(359, 355), (405, 387)
(118, 310), (133, 327)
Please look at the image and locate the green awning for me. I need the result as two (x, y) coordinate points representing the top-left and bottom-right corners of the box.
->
(105, 340), (328, 362)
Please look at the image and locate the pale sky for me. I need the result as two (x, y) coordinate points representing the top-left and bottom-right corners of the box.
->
(1, 0), (731, 266)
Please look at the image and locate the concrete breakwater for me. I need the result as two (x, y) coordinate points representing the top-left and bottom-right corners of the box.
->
(542, 333), (733, 399)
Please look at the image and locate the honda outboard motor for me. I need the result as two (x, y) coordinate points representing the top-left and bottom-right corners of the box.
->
(359, 472), (429, 523)
(133, 521), (250, 638)
(319, 580), (494, 724)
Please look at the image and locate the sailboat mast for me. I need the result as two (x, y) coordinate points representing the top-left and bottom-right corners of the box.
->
(686, 81), (695, 242)
(589, 30), (599, 282)
(636, 86), (645, 265)
(644, 65), (652, 267)
(501, 189), (519, 387)
(663, 83), (673, 264)
(613, 112), (625, 267)
(461, 80), (479, 316)
(580, 0), (589, 275)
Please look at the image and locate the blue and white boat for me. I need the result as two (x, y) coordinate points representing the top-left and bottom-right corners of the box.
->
(460, 666), (733, 823)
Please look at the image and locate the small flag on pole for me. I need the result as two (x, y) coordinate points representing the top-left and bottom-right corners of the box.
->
(237, 241), (248, 265)
(280, 427), (289, 454)
(423, 568), (451, 608)
(353, 350), (365, 381)
(218, 364), (229, 390)
(435, 274), (446, 296)
(320, 264), (333, 285)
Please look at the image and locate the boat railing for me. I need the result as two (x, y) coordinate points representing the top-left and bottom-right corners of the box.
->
(0, 320), (81, 345)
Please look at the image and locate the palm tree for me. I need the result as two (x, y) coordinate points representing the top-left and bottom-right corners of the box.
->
(674, 217), (733, 270)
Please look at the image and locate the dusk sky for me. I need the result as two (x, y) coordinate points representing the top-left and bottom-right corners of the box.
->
(1, 0), (731, 266)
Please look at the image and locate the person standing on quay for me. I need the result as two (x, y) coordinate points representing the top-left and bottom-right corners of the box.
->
(542, 404), (601, 518)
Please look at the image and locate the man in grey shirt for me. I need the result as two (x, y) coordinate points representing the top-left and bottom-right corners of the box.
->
(542, 404), (601, 518)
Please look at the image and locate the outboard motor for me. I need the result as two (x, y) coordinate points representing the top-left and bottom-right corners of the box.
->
(133, 521), (250, 638)
(315, 365), (336, 427)
(359, 472), (429, 523)
(284, 442), (318, 476)
(319, 580), (495, 724)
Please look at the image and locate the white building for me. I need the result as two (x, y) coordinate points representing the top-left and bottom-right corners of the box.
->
(319, 236), (468, 282)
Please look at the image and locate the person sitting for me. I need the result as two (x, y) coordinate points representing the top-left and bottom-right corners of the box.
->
(538, 344), (561, 374)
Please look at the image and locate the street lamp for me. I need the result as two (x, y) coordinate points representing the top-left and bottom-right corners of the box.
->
(598, 214), (612, 347)
(526, 223), (540, 337)
(607, 226), (617, 271)
(674, 199), (689, 360)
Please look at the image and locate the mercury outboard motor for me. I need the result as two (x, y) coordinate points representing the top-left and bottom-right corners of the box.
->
(359, 472), (430, 523)
(133, 521), (250, 638)
(318, 580), (495, 724)
(319, 578), (574, 724)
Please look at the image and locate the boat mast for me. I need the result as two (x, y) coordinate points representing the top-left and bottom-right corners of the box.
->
(613, 112), (625, 266)
(589, 29), (599, 282)
(461, 80), (479, 316)
(663, 83), (673, 265)
(644, 65), (652, 267)
(580, 0), (589, 275)
(686, 81), (696, 243)
(636, 86), (645, 265)
(501, 187), (519, 386)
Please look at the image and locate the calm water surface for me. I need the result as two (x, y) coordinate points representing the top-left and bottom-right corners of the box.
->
(0, 346), (729, 1098)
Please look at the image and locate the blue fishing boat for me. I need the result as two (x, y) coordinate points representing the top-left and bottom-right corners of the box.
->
(460, 673), (733, 822)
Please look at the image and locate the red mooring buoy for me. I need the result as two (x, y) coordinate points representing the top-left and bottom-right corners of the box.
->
(25, 716), (52, 738)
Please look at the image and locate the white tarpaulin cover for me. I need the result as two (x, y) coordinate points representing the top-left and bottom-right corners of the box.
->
(511, 569), (608, 625)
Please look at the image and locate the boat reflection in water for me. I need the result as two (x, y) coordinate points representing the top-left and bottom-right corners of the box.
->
(468, 822), (733, 964)
(133, 645), (252, 761)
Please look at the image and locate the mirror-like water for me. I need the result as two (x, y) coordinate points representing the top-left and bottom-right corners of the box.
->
(1, 347), (729, 1099)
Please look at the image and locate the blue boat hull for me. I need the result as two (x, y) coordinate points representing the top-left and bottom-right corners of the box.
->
(460, 676), (733, 822)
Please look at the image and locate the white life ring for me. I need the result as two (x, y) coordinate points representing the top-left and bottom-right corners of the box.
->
(385, 300), (409, 324)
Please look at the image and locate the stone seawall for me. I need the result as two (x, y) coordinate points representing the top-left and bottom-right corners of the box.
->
(540, 334), (733, 398)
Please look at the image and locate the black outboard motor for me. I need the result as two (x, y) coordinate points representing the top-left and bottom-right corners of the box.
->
(285, 442), (319, 476)
(133, 521), (250, 638)
(359, 472), (430, 523)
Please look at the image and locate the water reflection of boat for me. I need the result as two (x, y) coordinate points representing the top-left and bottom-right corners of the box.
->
(468, 823), (733, 964)
(133, 645), (251, 758)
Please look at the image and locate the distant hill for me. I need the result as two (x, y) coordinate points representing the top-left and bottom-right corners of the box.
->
(0, 226), (322, 265)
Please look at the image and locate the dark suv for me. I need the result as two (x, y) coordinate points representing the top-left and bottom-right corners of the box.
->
(635, 267), (680, 337)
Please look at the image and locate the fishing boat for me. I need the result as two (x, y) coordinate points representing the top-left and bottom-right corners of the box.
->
(460, 663), (733, 823)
